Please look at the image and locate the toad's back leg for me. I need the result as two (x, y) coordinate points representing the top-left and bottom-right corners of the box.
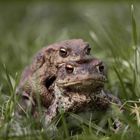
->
(23, 63), (56, 108)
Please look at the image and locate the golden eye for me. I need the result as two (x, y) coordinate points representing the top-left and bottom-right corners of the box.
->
(66, 64), (74, 74)
(59, 48), (68, 57)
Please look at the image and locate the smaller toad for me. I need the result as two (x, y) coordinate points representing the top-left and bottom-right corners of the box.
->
(45, 59), (121, 126)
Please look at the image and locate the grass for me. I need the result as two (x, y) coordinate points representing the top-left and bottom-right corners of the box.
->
(0, 1), (140, 140)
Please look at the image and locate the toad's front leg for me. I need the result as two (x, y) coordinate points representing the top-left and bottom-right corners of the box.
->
(45, 86), (75, 127)
(93, 90), (122, 132)
(45, 98), (59, 127)
(93, 90), (122, 110)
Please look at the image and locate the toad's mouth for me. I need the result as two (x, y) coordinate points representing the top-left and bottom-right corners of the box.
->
(57, 76), (106, 88)
(57, 79), (105, 93)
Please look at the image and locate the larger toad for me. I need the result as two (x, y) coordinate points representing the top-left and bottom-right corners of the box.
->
(17, 39), (92, 108)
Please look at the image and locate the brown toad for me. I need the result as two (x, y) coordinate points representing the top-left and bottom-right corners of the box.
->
(45, 59), (121, 126)
(17, 39), (92, 108)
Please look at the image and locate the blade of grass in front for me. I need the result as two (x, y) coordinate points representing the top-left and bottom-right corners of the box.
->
(131, 5), (138, 87)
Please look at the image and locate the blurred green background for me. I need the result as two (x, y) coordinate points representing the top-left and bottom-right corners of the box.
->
(0, 1), (140, 97)
(0, 1), (140, 139)
(0, 1), (138, 71)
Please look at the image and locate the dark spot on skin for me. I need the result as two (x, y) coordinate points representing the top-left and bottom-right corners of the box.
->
(96, 86), (104, 91)
(47, 109), (52, 115)
(45, 76), (56, 89)
(77, 58), (91, 64)
(76, 77), (78, 80)
(46, 48), (54, 54)
(68, 98), (71, 102)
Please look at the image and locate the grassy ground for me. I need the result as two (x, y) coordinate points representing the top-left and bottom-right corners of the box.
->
(0, 1), (140, 140)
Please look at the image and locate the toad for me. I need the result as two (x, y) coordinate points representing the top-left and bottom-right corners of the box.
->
(44, 59), (121, 126)
(17, 39), (92, 108)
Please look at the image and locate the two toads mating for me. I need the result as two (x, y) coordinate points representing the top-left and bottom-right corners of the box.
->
(16, 39), (121, 126)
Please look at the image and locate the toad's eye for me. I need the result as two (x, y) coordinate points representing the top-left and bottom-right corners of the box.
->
(59, 48), (68, 57)
(66, 64), (74, 74)
(85, 45), (91, 55)
(99, 65), (104, 73)
(96, 64), (104, 73)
